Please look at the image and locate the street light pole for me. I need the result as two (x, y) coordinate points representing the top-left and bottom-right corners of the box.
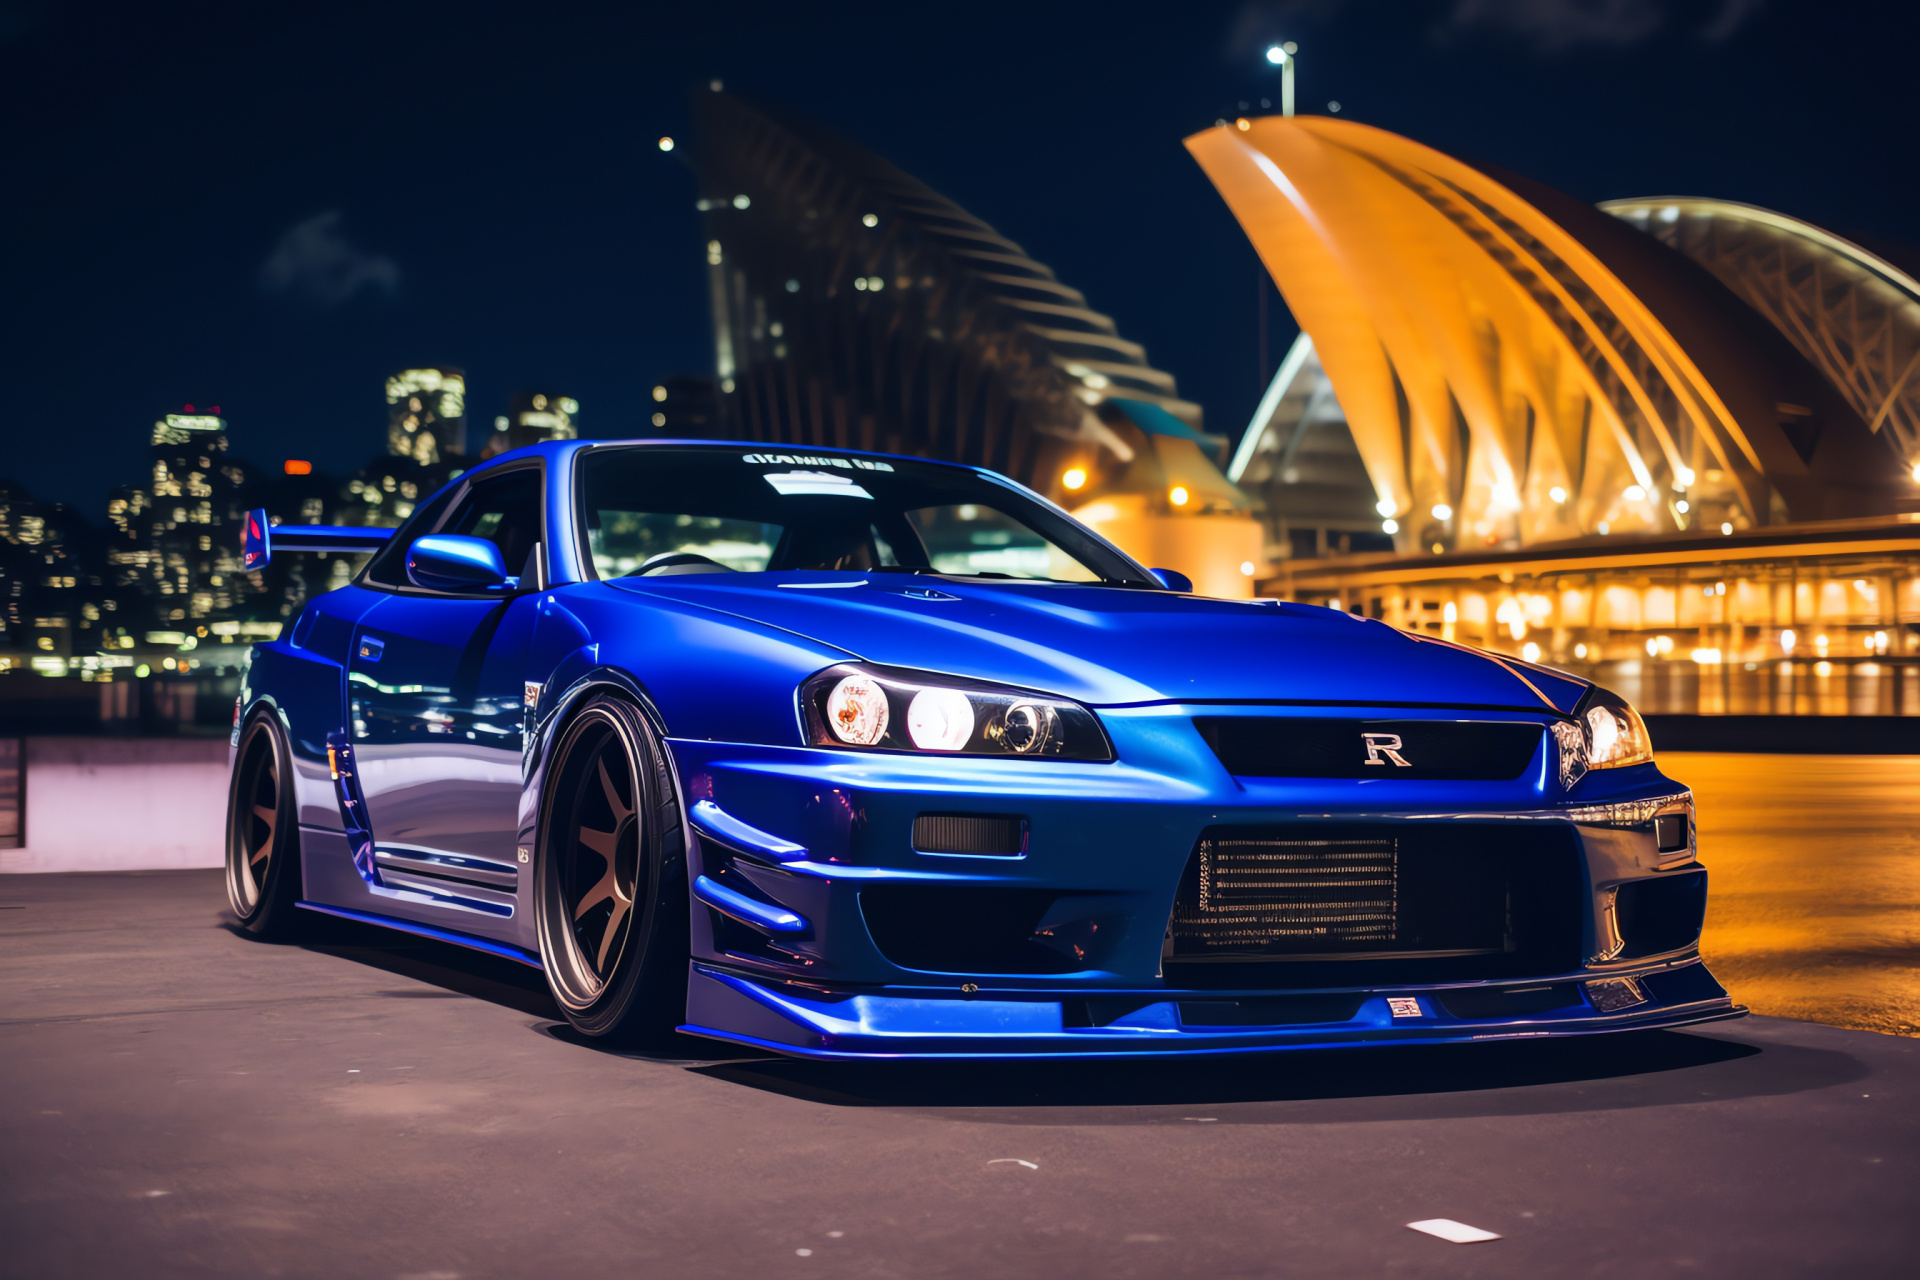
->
(1265, 42), (1298, 117)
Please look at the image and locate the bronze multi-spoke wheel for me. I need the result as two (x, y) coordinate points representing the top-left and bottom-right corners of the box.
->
(226, 710), (301, 936)
(535, 695), (687, 1042)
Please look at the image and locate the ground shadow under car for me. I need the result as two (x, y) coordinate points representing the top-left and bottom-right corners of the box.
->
(239, 915), (1870, 1121)
(690, 1024), (1871, 1123)
(222, 912), (568, 1021)
(262, 913), (729, 1060)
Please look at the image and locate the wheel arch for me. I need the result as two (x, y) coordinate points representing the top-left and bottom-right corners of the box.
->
(523, 666), (694, 904)
(527, 671), (696, 1032)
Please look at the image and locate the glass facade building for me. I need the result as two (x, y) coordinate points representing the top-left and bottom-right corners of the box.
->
(686, 89), (1261, 594)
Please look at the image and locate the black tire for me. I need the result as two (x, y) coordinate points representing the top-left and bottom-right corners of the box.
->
(226, 709), (303, 937)
(535, 694), (688, 1043)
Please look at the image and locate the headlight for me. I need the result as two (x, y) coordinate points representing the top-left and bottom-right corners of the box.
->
(1580, 687), (1654, 771)
(801, 664), (1113, 761)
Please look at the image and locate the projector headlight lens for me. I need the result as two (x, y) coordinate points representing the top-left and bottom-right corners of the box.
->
(802, 664), (1110, 761)
(999, 703), (1055, 755)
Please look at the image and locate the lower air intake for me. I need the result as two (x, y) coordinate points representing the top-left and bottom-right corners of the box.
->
(912, 813), (1026, 855)
(1172, 836), (1397, 955)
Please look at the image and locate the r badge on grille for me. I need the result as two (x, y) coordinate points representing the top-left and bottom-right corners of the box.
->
(1362, 731), (1412, 767)
(1387, 997), (1423, 1018)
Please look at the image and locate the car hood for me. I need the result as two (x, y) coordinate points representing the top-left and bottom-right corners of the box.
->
(604, 573), (1587, 712)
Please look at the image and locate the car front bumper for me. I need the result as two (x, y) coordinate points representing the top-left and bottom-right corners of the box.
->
(668, 704), (1735, 1059)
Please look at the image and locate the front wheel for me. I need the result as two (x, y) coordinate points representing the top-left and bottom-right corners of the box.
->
(226, 709), (302, 936)
(535, 694), (688, 1043)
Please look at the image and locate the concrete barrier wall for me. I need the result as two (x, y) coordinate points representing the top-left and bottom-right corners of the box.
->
(0, 737), (231, 873)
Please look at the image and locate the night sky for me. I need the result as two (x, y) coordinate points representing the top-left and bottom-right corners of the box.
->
(2, 0), (1914, 516)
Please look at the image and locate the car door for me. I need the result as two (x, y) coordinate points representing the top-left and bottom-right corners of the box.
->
(346, 464), (545, 916)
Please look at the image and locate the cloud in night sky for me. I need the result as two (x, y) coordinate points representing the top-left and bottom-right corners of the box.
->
(1443, 0), (1765, 51)
(256, 212), (399, 305)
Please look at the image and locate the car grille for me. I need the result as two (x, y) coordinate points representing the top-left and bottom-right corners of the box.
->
(1174, 836), (1398, 954)
(1166, 822), (1584, 988)
(1192, 717), (1545, 780)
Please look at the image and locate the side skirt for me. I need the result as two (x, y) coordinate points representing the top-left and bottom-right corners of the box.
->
(295, 900), (544, 969)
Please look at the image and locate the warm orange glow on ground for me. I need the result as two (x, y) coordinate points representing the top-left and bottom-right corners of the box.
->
(1677, 751), (1920, 1037)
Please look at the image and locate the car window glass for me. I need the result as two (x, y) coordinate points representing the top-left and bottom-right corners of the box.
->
(437, 468), (542, 589)
(578, 447), (1145, 584)
(359, 486), (461, 589)
(906, 504), (1099, 581)
(589, 513), (783, 575)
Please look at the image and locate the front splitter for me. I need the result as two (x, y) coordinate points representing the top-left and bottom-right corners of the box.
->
(680, 962), (1746, 1060)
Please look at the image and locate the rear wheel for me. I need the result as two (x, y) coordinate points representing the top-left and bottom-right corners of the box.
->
(226, 710), (302, 936)
(535, 695), (688, 1043)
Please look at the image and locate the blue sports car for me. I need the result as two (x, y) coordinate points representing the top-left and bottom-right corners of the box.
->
(228, 440), (1740, 1056)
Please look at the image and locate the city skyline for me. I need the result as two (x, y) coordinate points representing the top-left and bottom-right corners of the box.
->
(3, 1), (1915, 516)
(0, 370), (584, 689)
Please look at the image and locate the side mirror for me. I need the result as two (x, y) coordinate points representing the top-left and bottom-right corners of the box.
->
(406, 535), (517, 593)
(1148, 567), (1193, 593)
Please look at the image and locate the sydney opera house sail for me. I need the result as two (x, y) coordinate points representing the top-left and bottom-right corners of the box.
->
(687, 90), (1216, 502)
(1189, 117), (1919, 559)
(1603, 197), (1920, 482)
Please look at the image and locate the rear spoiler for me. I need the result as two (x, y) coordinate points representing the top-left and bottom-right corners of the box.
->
(241, 508), (395, 571)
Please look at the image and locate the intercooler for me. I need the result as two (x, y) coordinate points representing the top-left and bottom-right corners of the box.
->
(1173, 836), (1399, 953)
(1166, 823), (1585, 987)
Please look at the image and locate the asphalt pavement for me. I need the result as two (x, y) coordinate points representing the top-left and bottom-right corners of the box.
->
(2, 869), (1915, 1279)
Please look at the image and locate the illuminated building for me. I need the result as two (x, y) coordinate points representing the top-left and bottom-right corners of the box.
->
(1276, 516), (1920, 716)
(1191, 117), (1918, 552)
(338, 456), (442, 529)
(348, 368), (473, 532)
(689, 89), (1259, 594)
(103, 411), (271, 653)
(0, 480), (111, 670)
(386, 368), (467, 465)
(1605, 198), (1920, 476)
(1227, 337), (1395, 561)
(1186, 115), (1920, 711)
(480, 392), (580, 459)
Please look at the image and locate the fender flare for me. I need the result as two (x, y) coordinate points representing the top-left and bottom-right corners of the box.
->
(520, 665), (694, 903)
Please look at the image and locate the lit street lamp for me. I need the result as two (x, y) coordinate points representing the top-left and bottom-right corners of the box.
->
(1264, 42), (1297, 117)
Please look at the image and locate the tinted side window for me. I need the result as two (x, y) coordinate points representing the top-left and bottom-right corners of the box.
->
(360, 487), (461, 590)
(442, 469), (544, 586)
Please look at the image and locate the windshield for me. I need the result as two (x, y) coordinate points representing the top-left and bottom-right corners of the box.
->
(577, 446), (1150, 585)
